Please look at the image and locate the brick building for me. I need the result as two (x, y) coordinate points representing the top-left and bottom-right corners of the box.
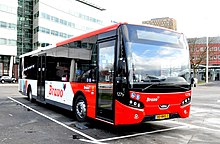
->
(188, 37), (220, 81)
(142, 17), (177, 31)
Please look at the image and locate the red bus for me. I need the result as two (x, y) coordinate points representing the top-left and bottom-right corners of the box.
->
(18, 23), (191, 125)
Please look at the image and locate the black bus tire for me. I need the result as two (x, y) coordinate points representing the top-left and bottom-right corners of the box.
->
(74, 95), (87, 122)
(28, 87), (34, 103)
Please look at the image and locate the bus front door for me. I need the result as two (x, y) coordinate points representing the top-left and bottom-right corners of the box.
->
(37, 55), (46, 102)
(97, 40), (115, 123)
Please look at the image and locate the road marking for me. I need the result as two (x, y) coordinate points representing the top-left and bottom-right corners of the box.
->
(8, 97), (101, 143)
(80, 139), (107, 144)
(8, 97), (220, 143)
(217, 100), (220, 103)
(80, 125), (187, 143)
(88, 119), (220, 143)
(162, 120), (220, 132)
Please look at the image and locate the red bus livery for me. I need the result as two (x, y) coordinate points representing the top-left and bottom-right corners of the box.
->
(19, 23), (192, 125)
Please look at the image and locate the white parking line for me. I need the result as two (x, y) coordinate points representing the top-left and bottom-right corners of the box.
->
(9, 97), (220, 144)
(80, 125), (187, 143)
(8, 97), (100, 143)
(161, 120), (220, 132)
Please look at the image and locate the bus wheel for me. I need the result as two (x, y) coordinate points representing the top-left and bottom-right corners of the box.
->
(74, 95), (87, 122)
(28, 88), (34, 103)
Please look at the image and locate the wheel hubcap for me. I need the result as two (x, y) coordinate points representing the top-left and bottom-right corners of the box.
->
(76, 100), (86, 119)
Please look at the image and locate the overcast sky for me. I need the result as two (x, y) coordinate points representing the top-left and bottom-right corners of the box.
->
(93, 0), (220, 38)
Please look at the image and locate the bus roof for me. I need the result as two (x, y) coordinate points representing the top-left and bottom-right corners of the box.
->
(56, 23), (123, 47)
(19, 23), (183, 59)
(19, 44), (56, 58)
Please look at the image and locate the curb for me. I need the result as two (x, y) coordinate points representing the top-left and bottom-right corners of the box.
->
(0, 84), (18, 87)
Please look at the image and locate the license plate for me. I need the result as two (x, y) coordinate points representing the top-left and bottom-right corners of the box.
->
(155, 114), (169, 120)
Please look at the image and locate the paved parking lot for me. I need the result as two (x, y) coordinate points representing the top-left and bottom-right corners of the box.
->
(0, 82), (220, 144)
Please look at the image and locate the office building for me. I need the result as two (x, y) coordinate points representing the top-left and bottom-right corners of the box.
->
(0, 0), (17, 77)
(11, 0), (108, 78)
(142, 17), (177, 31)
(18, 0), (107, 57)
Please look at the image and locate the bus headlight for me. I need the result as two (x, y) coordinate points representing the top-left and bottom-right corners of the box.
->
(181, 96), (191, 106)
(129, 99), (144, 109)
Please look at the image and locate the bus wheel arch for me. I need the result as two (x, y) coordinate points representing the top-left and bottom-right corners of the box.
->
(73, 92), (87, 122)
(27, 85), (34, 102)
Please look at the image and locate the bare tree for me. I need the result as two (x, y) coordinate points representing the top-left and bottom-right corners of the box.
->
(188, 37), (217, 78)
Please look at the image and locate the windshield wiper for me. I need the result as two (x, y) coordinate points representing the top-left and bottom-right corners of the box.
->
(142, 82), (190, 91)
(142, 82), (159, 91)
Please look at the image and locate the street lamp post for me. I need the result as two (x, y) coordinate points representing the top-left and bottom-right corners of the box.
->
(206, 36), (209, 83)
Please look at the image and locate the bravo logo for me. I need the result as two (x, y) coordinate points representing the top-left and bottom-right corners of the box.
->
(49, 84), (64, 97)
(146, 96), (160, 102)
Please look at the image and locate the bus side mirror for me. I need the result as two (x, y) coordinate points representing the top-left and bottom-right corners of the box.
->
(118, 59), (126, 72)
(117, 58), (126, 84)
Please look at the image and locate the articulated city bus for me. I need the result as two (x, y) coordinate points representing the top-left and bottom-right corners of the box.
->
(18, 23), (191, 125)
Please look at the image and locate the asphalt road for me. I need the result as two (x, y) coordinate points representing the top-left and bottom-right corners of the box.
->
(0, 82), (220, 144)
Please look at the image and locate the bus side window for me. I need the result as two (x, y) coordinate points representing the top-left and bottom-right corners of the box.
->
(79, 68), (96, 83)
(61, 70), (70, 82)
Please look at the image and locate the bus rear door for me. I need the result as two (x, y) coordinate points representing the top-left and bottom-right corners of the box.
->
(37, 54), (46, 102)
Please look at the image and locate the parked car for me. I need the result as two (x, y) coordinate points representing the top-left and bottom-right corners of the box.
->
(0, 76), (16, 83)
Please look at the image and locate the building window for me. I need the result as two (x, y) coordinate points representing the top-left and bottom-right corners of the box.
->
(60, 19), (67, 25)
(59, 32), (68, 38)
(51, 16), (59, 23)
(39, 27), (51, 34)
(0, 38), (7, 45)
(200, 47), (204, 51)
(34, 11), (39, 19)
(34, 27), (39, 34)
(51, 30), (59, 36)
(8, 23), (17, 30)
(8, 39), (17, 46)
(41, 12), (50, 20)
(0, 21), (7, 28)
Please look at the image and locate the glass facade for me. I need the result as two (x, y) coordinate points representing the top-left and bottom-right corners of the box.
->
(17, 0), (33, 63)
(16, 0), (108, 61)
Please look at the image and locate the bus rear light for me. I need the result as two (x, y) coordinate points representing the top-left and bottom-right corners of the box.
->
(181, 96), (191, 106)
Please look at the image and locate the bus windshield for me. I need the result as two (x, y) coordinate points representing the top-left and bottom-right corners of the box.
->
(123, 24), (191, 89)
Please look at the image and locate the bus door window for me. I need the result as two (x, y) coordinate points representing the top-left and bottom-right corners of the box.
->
(98, 40), (115, 110)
